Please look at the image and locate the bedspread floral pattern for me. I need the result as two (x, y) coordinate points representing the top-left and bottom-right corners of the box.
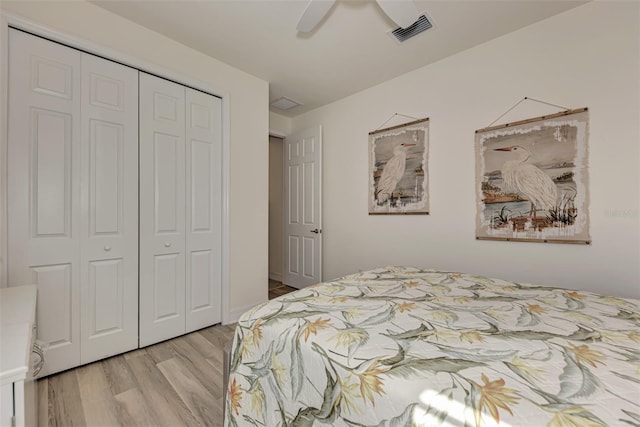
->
(225, 267), (640, 427)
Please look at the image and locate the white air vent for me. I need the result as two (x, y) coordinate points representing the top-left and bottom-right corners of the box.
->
(270, 97), (302, 111)
(389, 14), (433, 43)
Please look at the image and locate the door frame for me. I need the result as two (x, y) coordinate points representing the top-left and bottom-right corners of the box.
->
(0, 13), (232, 323)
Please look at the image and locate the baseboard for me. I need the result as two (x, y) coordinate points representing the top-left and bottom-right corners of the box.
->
(269, 272), (283, 282)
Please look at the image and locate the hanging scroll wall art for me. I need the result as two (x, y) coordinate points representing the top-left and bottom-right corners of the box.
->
(369, 118), (429, 214)
(475, 108), (590, 244)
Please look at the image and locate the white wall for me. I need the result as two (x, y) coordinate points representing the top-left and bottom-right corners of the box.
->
(292, 1), (640, 298)
(0, 1), (270, 320)
(270, 111), (293, 136)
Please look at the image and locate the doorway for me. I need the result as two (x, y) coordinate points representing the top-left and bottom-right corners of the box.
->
(268, 135), (284, 284)
(269, 125), (322, 295)
(268, 135), (295, 299)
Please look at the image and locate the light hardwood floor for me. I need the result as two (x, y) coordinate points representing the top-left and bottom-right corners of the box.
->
(39, 282), (296, 426)
(38, 324), (235, 427)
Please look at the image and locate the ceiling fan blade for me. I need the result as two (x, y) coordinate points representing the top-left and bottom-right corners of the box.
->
(376, 0), (419, 29)
(296, 0), (336, 33)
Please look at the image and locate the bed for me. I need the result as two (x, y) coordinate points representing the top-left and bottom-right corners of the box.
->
(224, 266), (640, 426)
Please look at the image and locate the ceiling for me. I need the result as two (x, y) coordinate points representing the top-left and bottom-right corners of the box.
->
(91, 0), (587, 117)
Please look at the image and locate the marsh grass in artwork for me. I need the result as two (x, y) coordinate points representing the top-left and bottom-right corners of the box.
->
(475, 108), (590, 244)
(369, 118), (429, 214)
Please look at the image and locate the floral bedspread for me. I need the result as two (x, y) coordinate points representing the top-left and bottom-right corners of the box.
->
(225, 266), (640, 426)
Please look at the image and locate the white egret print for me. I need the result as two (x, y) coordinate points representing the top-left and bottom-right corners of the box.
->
(476, 108), (590, 244)
(369, 117), (429, 214)
(494, 145), (558, 218)
(375, 142), (415, 204)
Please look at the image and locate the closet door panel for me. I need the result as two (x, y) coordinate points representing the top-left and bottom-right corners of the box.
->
(153, 253), (182, 319)
(91, 121), (121, 232)
(80, 54), (139, 363)
(31, 264), (73, 346)
(185, 89), (222, 331)
(32, 110), (72, 236)
(7, 29), (82, 376)
(139, 73), (186, 347)
(154, 133), (181, 233)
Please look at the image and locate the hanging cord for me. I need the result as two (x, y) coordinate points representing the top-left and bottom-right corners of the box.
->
(375, 113), (421, 131)
(486, 97), (570, 128)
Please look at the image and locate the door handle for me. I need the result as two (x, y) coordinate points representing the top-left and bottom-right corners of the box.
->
(310, 228), (321, 234)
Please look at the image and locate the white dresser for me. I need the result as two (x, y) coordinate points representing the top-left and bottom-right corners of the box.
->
(0, 286), (38, 427)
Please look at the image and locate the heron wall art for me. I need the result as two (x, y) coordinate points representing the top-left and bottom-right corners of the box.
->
(475, 108), (590, 244)
(369, 118), (429, 215)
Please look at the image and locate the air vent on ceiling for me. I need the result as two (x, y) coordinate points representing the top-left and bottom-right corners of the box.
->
(270, 96), (302, 111)
(389, 14), (433, 43)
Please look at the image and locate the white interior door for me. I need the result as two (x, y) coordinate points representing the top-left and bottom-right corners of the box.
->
(283, 126), (322, 288)
(7, 29), (82, 376)
(79, 54), (139, 363)
(139, 73), (186, 347)
(185, 88), (222, 332)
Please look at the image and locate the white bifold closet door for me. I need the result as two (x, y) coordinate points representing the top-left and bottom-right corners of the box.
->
(7, 29), (139, 376)
(79, 54), (139, 364)
(139, 73), (222, 347)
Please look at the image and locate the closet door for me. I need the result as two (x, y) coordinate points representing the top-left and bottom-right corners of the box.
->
(7, 29), (82, 376)
(185, 89), (222, 331)
(79, 54), (139, 363)
(139, 73), (186, 346)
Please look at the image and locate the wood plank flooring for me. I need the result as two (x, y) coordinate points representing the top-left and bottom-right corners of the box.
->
(268, 279), (297, 299)
(39, 281), (296, 426)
